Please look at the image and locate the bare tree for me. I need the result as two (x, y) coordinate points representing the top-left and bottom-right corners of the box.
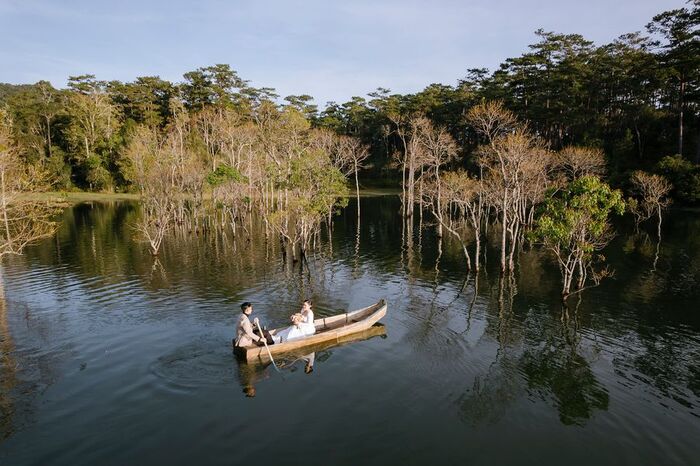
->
(422, 177), (472, 270)
(333, 135), (370, 218)
(136, 197), (176, 256)
(474, 123), (549, 272)
(312, 130), (371, 219)
(428, 171), (487, 270)
(0, 110), (60, 258)
(123, 126), (178, 255)
(556, 146), (607, 180)
(628, 171), (672, 238)
(390, 114), (433, 218)
(468, 102), (522, 272)
(466, 101), (518, 145)
(419, 119), (458, 237)
(452, 172), (486, 270)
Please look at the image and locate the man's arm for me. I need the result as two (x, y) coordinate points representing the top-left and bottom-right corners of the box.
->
(243, 318), (263, 342)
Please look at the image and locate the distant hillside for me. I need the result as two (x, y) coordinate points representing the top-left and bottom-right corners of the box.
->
(0, 82), (36, 104)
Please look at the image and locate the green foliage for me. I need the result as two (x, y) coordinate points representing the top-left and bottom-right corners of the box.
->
(284, 95), (318, 122)
(657, 155), (700, 204)
(531, 176), (625, 255)
(84, 154), (112, 190)
(182, 64), (248, 111)
(63, 80), (121, 190)
(0, 0), (696, 195)
(108, 76), (175, 128)
(206, 164), (246, 187)
(289, 150), (350, 215)
(44, 146), (72, 189)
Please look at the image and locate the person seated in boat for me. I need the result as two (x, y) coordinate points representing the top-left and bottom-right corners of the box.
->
(234, 302), (272, 347)
(275, 300), (316, 343)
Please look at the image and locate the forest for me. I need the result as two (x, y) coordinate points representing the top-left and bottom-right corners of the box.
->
(0, 3), (698, 198)
(0, 2), (698, 297)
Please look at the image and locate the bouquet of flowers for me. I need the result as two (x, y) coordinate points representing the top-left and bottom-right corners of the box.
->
(290, 313), (303, 326)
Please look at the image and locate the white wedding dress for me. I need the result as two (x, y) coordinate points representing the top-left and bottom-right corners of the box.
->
(275, 310), (316, 343)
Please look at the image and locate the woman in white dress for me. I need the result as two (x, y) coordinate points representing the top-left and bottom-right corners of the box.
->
(275, 300), (316, 343)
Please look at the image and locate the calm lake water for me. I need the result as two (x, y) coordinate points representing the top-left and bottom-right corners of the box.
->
(0, 196), (699, 466)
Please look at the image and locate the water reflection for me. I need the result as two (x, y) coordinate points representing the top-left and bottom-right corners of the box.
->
(458, 274), (521, 426)
(519, 304), (609, 426)
(233, 324), (387, 397)
(457, 287), (611, 427)
(0, 279), (17, 440)
(235, 352), (314, 398)
(235, 360), (270, 398)
(1, 198), (699, 465)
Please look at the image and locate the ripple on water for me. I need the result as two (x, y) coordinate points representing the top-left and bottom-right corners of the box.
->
(148, 334), (235, 391)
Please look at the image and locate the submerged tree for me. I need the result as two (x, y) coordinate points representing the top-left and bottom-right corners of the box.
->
(423, 170), (483, 271)
(469, 101), (550, 272)
(207, 163), (248, 233)
(531, 175), (625, 299)
(391, 114), (434, 218)
(122, 125), (178, 255)
(418, 117), (458, 237)
(329, 135), (370, 218)
(268, 149), (348, 261)
(627, 170), (673, 237)
(0, 110), (60, 258)
(444, 172), (485, 271)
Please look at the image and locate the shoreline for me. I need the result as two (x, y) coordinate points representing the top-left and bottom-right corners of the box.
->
(26, 188), (401, 204)
(23, 190), (700, 212)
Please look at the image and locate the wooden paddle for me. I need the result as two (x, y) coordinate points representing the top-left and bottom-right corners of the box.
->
(253, 317), (281, 372)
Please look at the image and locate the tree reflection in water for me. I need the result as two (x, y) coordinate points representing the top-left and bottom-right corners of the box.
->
(0, 278), (17, 440)
(458, 273), (521, 425)
(0, 269), (70, 443)
(519, 301), (609, 426)
(459, 278), (609, 426)
(2, 197), (699, 462)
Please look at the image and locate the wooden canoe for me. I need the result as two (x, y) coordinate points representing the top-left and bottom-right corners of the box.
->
(234, 299), (388, 362)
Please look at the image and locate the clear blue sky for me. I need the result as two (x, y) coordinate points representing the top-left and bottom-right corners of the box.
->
(0, 0), (688, 105)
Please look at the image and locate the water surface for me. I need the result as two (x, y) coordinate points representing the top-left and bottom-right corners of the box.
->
(0, 197), (699, 465)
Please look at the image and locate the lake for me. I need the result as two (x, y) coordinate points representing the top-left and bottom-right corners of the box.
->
(0, 196), (699, 466)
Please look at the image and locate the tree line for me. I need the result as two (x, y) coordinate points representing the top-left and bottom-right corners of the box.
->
(0, 2), (698, 200)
